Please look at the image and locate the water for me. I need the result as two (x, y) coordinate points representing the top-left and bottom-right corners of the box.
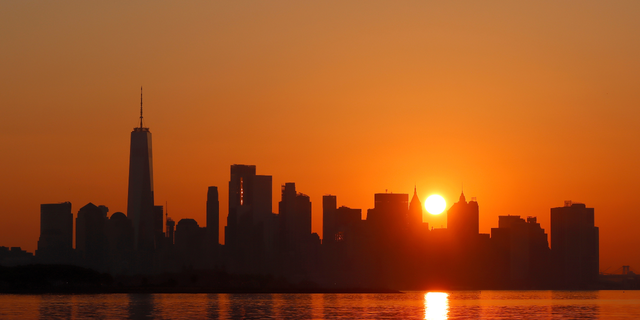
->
(1, 291), (639, 319)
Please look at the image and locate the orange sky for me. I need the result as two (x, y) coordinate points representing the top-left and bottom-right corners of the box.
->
(1, 1), (640, 272)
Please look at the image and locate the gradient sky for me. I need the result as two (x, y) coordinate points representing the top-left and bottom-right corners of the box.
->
(2, 1), (640, 272)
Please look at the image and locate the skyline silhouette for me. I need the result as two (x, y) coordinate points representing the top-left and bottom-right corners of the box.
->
(2, 1), (640, 279)
(0, 110), (613, 290)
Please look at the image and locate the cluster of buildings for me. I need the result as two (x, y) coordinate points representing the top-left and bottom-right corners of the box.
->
(11, 103), (601, 289)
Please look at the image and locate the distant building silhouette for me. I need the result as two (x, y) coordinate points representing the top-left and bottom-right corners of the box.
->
(27, 115), (607, 291)
(322, 195), (363, 244)
(106, 212), (134, 274)
(322, 195), (337, 244)
(279, 183), (312, 246)
(447, 192), (479, 240)
(225, 164), (276, 274)
(551, 201), (599, 288)
(0, 246), (34, 266)
(491, 215), (551, 287)
(165, 217), (175, 246)
(76, 203), (108, 272)
(366, 193), (409, 233)
(153, 205), (164, 249)
(126, 89), (155, 252)
(175, 218), (205, 268)
(408, 187), (423, 229)
(36, 202), (74, 264)
(278, 182), (319, 281)
(206, 186), (219, 246)
(206, 186), (220, 266)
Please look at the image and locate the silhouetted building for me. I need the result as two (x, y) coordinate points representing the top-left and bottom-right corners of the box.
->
(320, 194), (367, 287)
(126, 91), (155, 252)
(224, 164), (277, 274)
(278, 182), (318, 281)
(205, 186), (220, 267)
(153, 205), (164, 249)
(76, 203), (108, 272)
(491, 215), (550, 287)
(36, 202), (74, 264)
(408, 187), (423, 228)
(331, 206), (363, 244)
(447, 192), (479, 240)
(175, 218), (205, 268)
(166, 217), (175, 245)
(322, 195), (337, 244)
(551, 201), (599, 288)
(0, 246), (34, 266)
(366, 193), (409, 232)
(279, 183), (312, 246)
(106, 212), (134, 274)
(206, 186), (219, 246)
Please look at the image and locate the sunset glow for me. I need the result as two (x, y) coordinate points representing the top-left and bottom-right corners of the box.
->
(1, 1), (640, 273)
(425, 292), (449, 320)
(425, 195), (446, 215)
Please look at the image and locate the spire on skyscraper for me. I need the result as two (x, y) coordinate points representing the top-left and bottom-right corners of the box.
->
(127, 88), (155, 254)
(139, 86), (143, 128)
(411, 184), (420, 202)
(409, 185), (423, 226)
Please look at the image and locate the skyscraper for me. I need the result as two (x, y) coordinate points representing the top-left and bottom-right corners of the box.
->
(279, 183), (312, 246)
(225, 164), (274, 274)
(366, 193), (409, 228)
(408, 186), (423, 227)
(490, 215), (550, 286)
(322, 195), (337, 244)
(153, 205), (164, 249)
(551, 201), (599, 287)
(447, 192), (479, 239)
(206, 186), (219, 246)
(126, 88), (155, 251)
(36, 202), (74, 264)
(76, 202), (108, 272)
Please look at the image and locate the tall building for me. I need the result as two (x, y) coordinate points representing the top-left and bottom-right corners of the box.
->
(408, 187), (423, 227)
(225, 164), (275, 274)
(166, 217), (175, 246)
(175, 218), (205, 268)
(447, 192), (479, 239)
(153, 205), (164, 249)
(490, 215), (550, 286)
(322, 195), (337, 244)
(206, 186), (219, 246)
(550, 201), (599, 287)
(334, 206), (362, 242)
(227, 164), (257, 235)
(36, 202), (74, 264)
(126, 88), (155, 251)
(205, 187), (221, 267)
(279, 183), (312, 246)
(366, 193), (409, 229)
(106, 211), (134, 275)
(322, 195), (363, 244)
(76, 203), (108, 272)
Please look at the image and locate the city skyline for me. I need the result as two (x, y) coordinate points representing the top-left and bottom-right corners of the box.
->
(24, 155), (601, 289)
(2, 1), (640, 274)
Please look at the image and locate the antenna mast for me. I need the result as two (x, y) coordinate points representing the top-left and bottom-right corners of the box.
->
(139, 86), (143, 128)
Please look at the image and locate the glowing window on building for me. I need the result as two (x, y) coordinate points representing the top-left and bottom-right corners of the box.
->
(240, 177), (244, 205)
(335, 232), (344, 242)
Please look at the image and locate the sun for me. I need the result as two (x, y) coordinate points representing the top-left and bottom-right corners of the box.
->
(425, 195), (446, 215)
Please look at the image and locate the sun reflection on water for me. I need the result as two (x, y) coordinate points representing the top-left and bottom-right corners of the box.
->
(424, 292), (449, 320)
